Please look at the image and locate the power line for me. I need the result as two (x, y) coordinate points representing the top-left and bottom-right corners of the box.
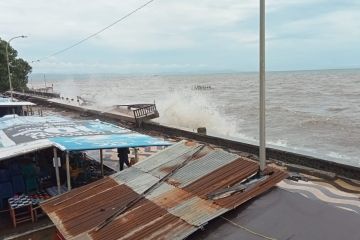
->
(33, 0), (156, 62)
(221, 217), (278, 240)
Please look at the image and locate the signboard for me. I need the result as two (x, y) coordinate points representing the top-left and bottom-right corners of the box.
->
(0, 116), (171, 161)
(1, 120), (130, 145)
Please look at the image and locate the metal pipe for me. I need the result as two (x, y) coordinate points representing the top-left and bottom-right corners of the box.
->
(66, 152), (72, 191)
(5, 35), (27, 101)
(53, 147), (61, 194)
(259, 0), (266, 171)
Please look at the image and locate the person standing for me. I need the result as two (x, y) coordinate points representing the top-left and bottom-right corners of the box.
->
(117, 148), (131, 171)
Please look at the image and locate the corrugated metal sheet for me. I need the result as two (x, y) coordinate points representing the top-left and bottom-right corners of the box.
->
(214, 169), (288, 209)
(167, 196), (227, 227)
(134, 141), (201, 174)
(42, 178), (142, 239)
(41, 141), (287, 240)
(168, 150), (240, 188)
(183, 158), (259, 198)
(111, 167), (160, 194)
(146, 182), (227, 227)
(88, 200), (197, 240)
(182, 159), (288, 209)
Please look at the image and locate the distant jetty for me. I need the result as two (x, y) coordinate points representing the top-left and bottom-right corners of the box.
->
(191, 84), (213, 91)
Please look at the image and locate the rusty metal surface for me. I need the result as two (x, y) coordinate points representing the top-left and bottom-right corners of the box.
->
(42, 177), (117, 213)
(146, 182), (227, 227)
(89, 199), (197, 240)
(183, 158), (259, 198)
(148, 144), (209, 179)
(167, 196), (227, 227)
(42, 142), (287, 240)
(168, 150), (240, 188)
(182, 158), (288, 208)
(41, 177), (139, 239)
(215, 168), (288, 208)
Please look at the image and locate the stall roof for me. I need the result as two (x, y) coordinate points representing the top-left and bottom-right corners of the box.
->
(0, 115), (170, 161)
(0, 97), (12, 102)
(0, 101), (36, 107)
(41, 141), (287, 240)
(51, 133), (171, 151)
(0, 97), (35, 106)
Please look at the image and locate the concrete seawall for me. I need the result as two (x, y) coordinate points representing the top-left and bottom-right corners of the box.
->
(10, 91), (360, 180)
(142, 122), (360, 180)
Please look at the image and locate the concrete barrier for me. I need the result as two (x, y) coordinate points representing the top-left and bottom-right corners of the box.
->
(141, 122), (360, 180)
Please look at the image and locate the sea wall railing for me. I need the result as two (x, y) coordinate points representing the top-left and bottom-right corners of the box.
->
(133, 104), (157, 119)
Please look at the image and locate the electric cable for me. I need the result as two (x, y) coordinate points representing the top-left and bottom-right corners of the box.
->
(221, 216), (278, 240)
(33, 0), (155, 62)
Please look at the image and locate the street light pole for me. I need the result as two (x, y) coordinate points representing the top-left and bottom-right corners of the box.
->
(259, 0), (266, 171)
(5, 35), (27, 101)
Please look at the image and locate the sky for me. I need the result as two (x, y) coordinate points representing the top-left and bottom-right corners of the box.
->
(1, 0), (360, 74)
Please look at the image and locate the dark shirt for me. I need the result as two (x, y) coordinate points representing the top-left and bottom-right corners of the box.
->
(117, 148), (130, 160)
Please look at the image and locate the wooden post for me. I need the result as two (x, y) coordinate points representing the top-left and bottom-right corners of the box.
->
(53, 148), (61, 195)
(100, 149), (104, 177)
(134, 148), (138, 164)
(66, 152), (71, 191)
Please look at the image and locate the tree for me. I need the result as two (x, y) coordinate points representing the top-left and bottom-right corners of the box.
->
(0, 37), (32, 93)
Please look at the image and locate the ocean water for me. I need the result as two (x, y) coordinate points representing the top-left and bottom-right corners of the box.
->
(30, 69), (360, 167)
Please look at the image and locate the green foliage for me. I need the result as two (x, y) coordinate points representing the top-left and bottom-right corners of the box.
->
(0, 38), (32, 93)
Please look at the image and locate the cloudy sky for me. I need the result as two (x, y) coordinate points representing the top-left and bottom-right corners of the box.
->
(1, 0), (360, 73)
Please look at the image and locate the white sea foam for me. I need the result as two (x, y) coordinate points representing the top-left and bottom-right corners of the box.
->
(268, 139), (289, 148)
(156, 90), (239, 137)
(326, 151), (352, 161)
(56, 78), (81, 99)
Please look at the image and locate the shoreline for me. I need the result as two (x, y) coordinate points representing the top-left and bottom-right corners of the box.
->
(10, 91), (360, 180)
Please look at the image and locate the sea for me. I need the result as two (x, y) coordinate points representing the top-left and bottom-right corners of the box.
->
(30, 69), (360, 167)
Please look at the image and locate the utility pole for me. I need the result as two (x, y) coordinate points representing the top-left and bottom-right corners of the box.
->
(5, 35), (28, 101)
(259, 0), (266, 171)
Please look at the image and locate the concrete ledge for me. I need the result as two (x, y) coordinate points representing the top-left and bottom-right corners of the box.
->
(286, 164), (337, 180)
(142, 121), (360, 180)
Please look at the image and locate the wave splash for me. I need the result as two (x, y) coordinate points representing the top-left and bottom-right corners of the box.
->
(156, 90), (239, 137)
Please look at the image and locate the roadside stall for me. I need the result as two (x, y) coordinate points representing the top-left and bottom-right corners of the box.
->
(0, 97), (36, 117)
(0, 115), (170, 229)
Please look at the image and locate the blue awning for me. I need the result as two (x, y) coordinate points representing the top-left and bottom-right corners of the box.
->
(0, 115), (171, 160)
(51, 133), (171, 151)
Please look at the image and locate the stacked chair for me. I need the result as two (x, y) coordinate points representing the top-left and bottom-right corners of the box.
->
(0, 163), (39, 210)
(0, 169), (13, 209)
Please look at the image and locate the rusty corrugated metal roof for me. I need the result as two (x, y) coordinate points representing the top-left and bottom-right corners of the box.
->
(165, 150), (240, 188)
(135, 141), (201, 174)
(41, 140), (287, 240)
(89, 200), (197, 240)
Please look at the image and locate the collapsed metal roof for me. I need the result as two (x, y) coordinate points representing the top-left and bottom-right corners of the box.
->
(41, 141), (287, 240)
(0, 115), (170, 160)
